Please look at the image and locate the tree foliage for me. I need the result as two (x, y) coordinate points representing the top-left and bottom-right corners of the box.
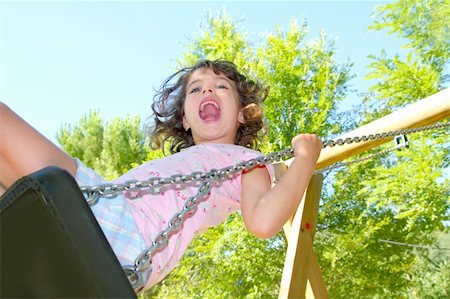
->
(57, 111), (104, 171)
(370, 0), (450, 70)
(317, 133), (449, 298)
(365, 0), (449, 119)
(57, 111), (161, 180)
(315, 0), (450, 297)
(146, 214), (287, 298)
(254, 22), (352, 153)
(408, 231), (450, 298)
(179, 9), (252, 73)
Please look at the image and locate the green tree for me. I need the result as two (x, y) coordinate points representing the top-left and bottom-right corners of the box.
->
(364, 0), (449, 119)
(179, 9), (252, 74)
(57, 112), (162, 179)
(96, 116), (149, 179)
(408, 231), (450, 298)
(254, 21), (352, 153)
(317, 133), (449, 298)
(146, 214), (287, 298)
(57, 111), (104, 170)
(315, 0), (449, 297)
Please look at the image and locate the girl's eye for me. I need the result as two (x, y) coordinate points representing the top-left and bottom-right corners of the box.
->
(189, 87), (201, 94)
(217, 84), (228, 89)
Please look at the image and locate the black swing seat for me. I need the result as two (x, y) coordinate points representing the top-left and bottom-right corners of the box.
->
(0, 166), (137, 298)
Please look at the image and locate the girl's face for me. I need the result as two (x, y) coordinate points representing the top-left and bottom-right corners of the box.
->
(183, 67), (244, 145)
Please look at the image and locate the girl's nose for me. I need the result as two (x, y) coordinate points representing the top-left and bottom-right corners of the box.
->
(202, 88), (213, 94)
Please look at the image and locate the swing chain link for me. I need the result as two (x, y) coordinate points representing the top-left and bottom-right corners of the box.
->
(78, 121), (448, 291)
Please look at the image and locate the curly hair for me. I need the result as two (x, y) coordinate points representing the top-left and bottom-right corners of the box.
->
(149, 59), (269, 154)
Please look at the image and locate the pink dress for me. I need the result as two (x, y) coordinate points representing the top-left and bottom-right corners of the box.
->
(76, 143), (274, 289)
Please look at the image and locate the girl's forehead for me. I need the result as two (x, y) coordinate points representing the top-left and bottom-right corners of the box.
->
(187, 67), (232, 84)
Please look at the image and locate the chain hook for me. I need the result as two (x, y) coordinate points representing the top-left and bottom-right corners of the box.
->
(85, 192), (100, 206)
(394, 134), (409, 150)
(123, 265), (144, 292)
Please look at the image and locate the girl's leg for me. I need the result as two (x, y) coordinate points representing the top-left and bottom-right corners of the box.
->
(0, 102), (77, 191)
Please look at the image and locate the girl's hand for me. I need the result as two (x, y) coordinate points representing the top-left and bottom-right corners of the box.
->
(291, 133), (323, 162)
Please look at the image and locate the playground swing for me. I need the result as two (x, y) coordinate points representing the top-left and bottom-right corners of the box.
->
(0, 118), (448, 298)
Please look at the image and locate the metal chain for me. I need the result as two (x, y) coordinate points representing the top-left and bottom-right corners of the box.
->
(321, 122), (449, 148)
(317, 134), (410, 173)
(79, 121), (448, 291)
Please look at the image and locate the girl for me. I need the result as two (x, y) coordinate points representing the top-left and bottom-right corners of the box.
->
(0, 59), (322, 292)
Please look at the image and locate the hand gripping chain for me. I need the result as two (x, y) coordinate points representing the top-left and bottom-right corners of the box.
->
(79, 121), (449, 291)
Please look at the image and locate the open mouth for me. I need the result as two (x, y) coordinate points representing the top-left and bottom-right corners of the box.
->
(199, 98), (221, 122)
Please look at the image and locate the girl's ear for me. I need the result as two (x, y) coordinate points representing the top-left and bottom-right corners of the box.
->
(238, 108), (245, 124)
(182, 115), (190, 131)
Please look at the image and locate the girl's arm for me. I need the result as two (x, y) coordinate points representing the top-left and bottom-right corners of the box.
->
(0, 102), (77, 192)
(240, 134), (322, 239)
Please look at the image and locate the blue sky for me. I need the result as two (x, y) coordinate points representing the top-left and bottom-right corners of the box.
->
(0, 0), (405, 144)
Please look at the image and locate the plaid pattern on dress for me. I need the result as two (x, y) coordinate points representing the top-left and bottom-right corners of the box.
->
(74, 158), (147, 268)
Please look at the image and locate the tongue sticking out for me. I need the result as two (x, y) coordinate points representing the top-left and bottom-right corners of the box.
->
(199, 103), (221, 122)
